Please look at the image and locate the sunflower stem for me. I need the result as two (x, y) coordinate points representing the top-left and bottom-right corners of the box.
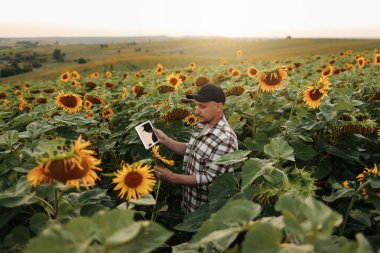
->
(54, 187), (59, 218)
(151, 179), (162, 222)
(339, 181), (370, 236)
(33, 195), (54, 219)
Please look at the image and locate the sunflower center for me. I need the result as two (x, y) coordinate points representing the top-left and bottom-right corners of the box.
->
(44, 158), (89, 182)
(60, 95), (79, 108)
(125, 171), (143, 188)
(262, 71), (282, 86)
(249, 69), (257, 75)
(170, 78), (178, 86)
(376, 56), (380, 63)
(310, 89), (324, 101)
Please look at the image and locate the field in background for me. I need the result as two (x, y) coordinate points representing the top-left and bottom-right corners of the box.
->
(1, 37), (379, 83)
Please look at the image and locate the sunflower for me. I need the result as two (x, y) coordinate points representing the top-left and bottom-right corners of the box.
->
(162, 108), (190, 121)
(85, 82), (97, 89)
(101, 108), (113, 119)
(85, 94), (104, 105)
(0, 92), (6, 99)
(321, 65), (333, 78)
(90, 72), (99, 78)
(356, 163), (379, 198)
(27, 135), (102, 191)
(155, 64), (164, 75)
(357, 57), (365, 69)
(179, 73), (188, 82)
(132, 85), (145, 97)
(166, 73), (182, 89)
(189, 63), (196, 70)
(85, 111), (94, 119)
(113, 162), (156, 200)
(230, 69), (240, 78)
(213, 73), (227, 83)
(345, 63), (354, 70)
(122, 87), (127, 98)
(43, 88), (56, 94)
(123, 72), (130, 79)
(226, 86), (245, 96)
(71, 71), (81, 79)
(105, 82), (114, 89)
(134, 73), (140, 80)
(60, 72), (71, 82)
(70, 80), (80, 87)
(303, 77), (330, 108)
(105, 71), (112, 78)
(342, 180), (349, 188)
(257, 66), (288, 92)
(195, 76), (209, 87)
(84, 100), (92, 111)
(158, 85), (175, 94)
(184, 113), (198, 127)
(236, 50), (243, 57)
(374, 54), (380, 66)
(55, 91), (82, 113)
(14, 90), (22, 95)
(247, 67), (258, 78)
(378, 129), (380, 141)
(18, 100), (33, 112)
(152, 145), (175, 166)
(36, 97), (47, 104)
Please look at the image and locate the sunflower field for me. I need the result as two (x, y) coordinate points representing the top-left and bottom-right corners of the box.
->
(0, 48), (379, 253)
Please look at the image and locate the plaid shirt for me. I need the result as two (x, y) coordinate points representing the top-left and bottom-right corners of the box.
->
(181, 115), (238, 214)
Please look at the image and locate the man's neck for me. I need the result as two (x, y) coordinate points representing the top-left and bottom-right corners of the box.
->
(207, 113), (223, 128)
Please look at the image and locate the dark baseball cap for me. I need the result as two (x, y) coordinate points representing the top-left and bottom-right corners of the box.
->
(186, 84), (226, 104)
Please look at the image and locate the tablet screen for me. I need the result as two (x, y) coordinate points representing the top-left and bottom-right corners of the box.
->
(135, 121), (159, 149)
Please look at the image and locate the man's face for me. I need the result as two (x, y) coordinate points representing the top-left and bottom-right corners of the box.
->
(194, 100), (222, 124)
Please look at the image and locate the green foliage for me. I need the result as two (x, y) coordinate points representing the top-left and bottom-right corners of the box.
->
(23, 209), (173, 253)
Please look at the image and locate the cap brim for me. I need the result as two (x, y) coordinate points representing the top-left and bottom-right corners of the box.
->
(185, 94), (211, 102)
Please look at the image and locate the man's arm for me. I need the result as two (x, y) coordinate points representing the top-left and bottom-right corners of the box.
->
(154, 166), (198, 187)
(153, 128), (187, 156)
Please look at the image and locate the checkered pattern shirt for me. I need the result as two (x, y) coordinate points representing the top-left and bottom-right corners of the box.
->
(181, 115), (238, 214)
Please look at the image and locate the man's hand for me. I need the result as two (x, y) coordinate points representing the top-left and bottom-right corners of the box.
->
(154, 165), (174, 182)
(153, 128), (170, 146)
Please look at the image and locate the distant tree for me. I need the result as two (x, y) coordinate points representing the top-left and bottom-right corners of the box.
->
(78, 58), (87, 64)
(286, 35), (292, 39)
(53, 49), (64, 62)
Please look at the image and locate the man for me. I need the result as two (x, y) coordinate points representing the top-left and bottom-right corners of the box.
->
(154, 84), (238, 214)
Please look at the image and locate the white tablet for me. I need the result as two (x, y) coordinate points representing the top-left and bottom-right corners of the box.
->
(135, 120), (160, 149)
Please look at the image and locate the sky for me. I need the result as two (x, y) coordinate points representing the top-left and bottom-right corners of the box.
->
(1, 0), (380, 38)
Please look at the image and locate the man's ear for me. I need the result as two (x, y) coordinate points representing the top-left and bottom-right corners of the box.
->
(217, 102), (224, 112)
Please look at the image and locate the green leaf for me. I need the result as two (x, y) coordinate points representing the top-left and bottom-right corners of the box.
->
(108, 221), (173, 253)
(275, 193), (342, 242)
(290, 140), (318, 161)
(210, 150), (251, 165)
(242, 222), (282, 253)
(350, 209), (371, 227)
(129, 193), (156, 206)
(173, 203), (211, 232)
(29, 213), (49, 234)
(208, 173), (241, 211)
(0, 130), (19, 149)
(93, 209), (134, 237)
(24, 217), (98, 253)
(106, 222), (142, 248)
(264, 137), (295, 161)
(322, 186), (355, 202)
(192, 199), (261, 241)
(241, 159), (277, 190)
